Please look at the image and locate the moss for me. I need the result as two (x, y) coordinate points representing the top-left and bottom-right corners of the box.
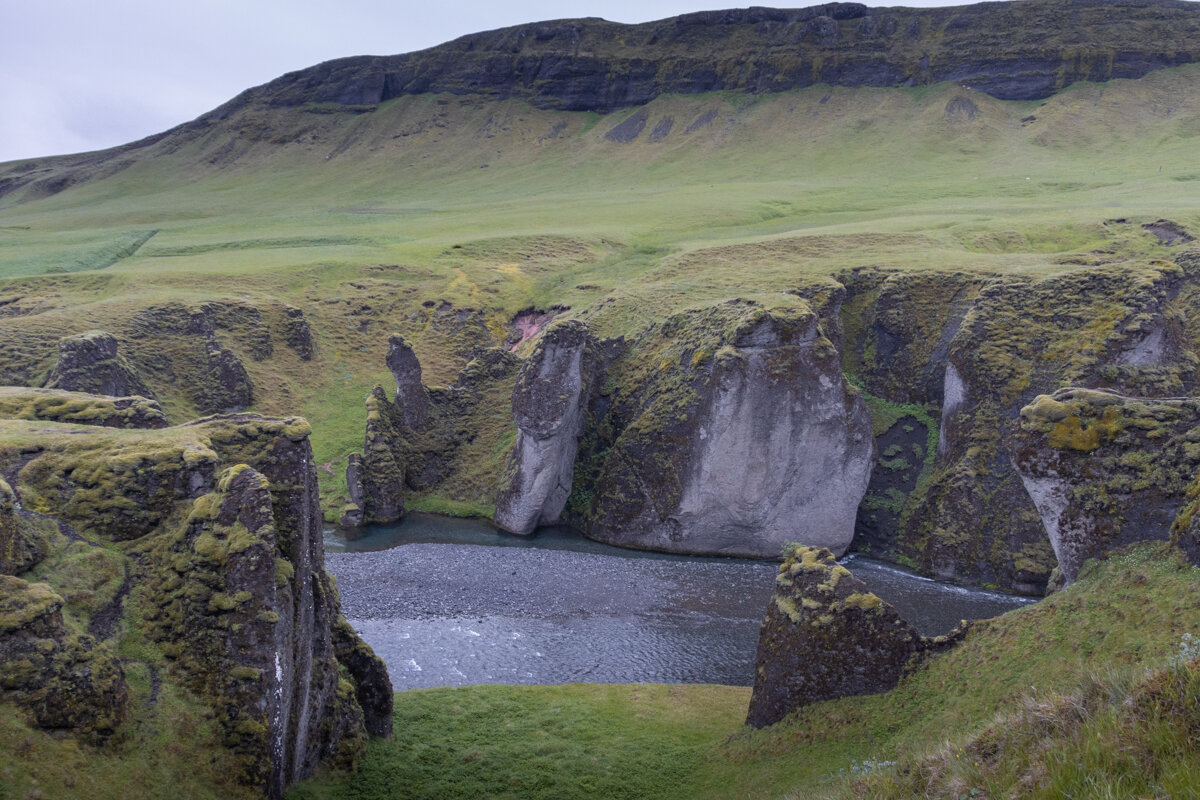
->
(843, 592), (884, 611)
(0, 576), (62, 631)
(229, 667), (262, 681)
(274, 558), (295, 587)
(774, 594), (804, 624)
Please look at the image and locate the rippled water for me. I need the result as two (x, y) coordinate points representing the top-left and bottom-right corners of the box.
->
(325, 516), (1035, 691)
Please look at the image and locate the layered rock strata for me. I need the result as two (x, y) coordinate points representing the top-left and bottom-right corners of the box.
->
(205, 0), (1200, 114)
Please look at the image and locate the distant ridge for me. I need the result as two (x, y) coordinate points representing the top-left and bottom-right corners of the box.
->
(223, 0), (1200, 114)
(3, 0), (1200, 203)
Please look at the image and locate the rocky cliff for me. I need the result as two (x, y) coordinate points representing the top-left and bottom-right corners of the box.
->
(0, 388), (391, 799)
(235, 0), (1200, 113)
(1010, 388), (1200, 582)
(570, 299), (874, 558)
(494, 321), (609, 535)
(838, 253), (1200, 592)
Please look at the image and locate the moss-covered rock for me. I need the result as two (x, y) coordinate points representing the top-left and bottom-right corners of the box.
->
(126, 303), (254, 414)
(0, 574), (129, 742)
(572, 298), (873, 558)
(0, 409), (389, 798)
(1011, 388), (1200, 582)
(841, 260), (1199, 592)
(746, 546), (958, 728)
(0, 478), (52, 576)
(346, 334), (522, 523)
(137, 463), (388, 796)
(0, 385), (168, 429)
(44, 330), (156, 400)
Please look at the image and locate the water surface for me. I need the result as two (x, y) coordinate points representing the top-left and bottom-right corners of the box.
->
(326, 516), (1034, 691)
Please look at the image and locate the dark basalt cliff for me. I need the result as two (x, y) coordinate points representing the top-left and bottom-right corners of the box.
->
(0, 388), (391, 799)
(225, 0), (1200, 115)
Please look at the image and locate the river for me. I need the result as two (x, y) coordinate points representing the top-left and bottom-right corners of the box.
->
(325, 513), (1034, 691)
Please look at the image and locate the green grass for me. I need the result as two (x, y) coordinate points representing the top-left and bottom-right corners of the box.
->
(289, 545), (1200, 800)
(4, 68), (1200, 516)
(290, 683), (749, 800)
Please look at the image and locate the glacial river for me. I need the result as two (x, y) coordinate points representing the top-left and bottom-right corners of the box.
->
(325, 513), (1034, 691)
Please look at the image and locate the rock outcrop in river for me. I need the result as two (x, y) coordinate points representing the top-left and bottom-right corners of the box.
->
(572, 299), (874, 558)
(747, 546), (958, 728)
(0, 388), (391, 799)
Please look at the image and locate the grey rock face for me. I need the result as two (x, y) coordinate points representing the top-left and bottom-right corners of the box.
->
(495, 321), (599, 535)
(581, 301), (874, 558)
(45, 330), (156, 399)
(283, 305), (315, 361)
(385, 335), (430, 430)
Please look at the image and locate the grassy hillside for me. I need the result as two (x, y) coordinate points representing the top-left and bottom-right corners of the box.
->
(287, 545), (1200, 800)
(3, 66), (1200, 516)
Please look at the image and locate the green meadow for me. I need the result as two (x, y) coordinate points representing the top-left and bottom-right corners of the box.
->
(4, 67), (1200, 516)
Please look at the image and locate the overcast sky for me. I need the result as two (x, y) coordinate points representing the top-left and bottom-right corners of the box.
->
(1, 0), (968, 162)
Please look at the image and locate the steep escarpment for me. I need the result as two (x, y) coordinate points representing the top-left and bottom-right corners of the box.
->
(836, 255), (1200, 592)
(0, 391), (390, 799)
(568, 299), (873, 558)
(494, 321), (613, 535)
(106, 0), (1200, 121)
(3, 0), (1199, 208)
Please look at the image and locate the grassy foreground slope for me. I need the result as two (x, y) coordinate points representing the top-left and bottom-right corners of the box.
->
(288, 545), (1200, 800)
(4, 67), (1200, 516)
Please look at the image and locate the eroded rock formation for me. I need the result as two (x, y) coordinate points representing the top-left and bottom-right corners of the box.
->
(495, 321), (604, 535)
(44, 330), (156, 399)
(343, 334), (521, 525)
(0, 389), (391, 799)
(0, 575), (129, 743)
(747, 546), (957, 728)
(1010, 388), (1200, 583)
(575, 299), (873, 558)
(839, 257), (1200, 592)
